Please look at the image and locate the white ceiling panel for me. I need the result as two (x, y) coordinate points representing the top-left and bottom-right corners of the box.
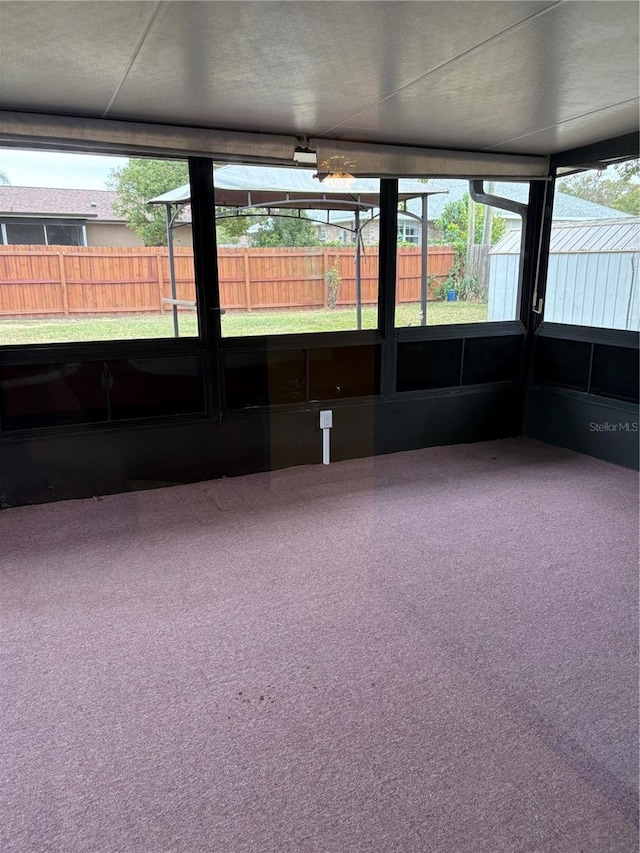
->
(0, 0), (637, 157)
(486, 99), (640, 155)
(108, 1), (552, 135)
(0, 2), (155, 115)
(331, 1), (639, 151)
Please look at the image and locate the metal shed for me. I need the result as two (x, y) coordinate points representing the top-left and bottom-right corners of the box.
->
(488, 217), (640, 331)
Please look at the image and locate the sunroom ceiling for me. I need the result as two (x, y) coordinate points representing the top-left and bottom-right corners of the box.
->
(0, 1), (637, 157)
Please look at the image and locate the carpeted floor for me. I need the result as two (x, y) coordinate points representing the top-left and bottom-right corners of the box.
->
(0, 438), (638, 853)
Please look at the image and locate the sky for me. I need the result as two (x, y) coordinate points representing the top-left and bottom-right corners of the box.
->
(0, 149), (128, 189)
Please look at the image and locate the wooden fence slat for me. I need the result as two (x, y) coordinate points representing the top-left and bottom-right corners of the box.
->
(0, 244), (456, 317)
(58, 252), (69, 317)
(242, 248), (252, 312)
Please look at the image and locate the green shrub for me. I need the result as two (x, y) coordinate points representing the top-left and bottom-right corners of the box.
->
(455, 275), (487, 303)
(325, 258), (342, 309)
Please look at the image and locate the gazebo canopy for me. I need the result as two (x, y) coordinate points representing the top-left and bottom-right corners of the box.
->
(148, 165), (446, 337)
(148, 165), (433, 211)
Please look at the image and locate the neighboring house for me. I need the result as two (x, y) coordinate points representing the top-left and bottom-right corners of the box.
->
(0, 186), (193, 248)
(311, 180), (632, 245)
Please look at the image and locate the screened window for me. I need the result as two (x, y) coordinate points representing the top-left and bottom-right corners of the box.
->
(394, 179), (528, 328)
(214, 164), (379, 337)
(4, 222), (47, 245)
(0, 148), (198, 345)
(543, 159), (639, 331)
(46, 223), (84, 246)
(2, 220), (86, 246)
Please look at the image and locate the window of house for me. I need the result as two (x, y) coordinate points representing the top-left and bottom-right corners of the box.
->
(1, 220), (86, 246)
(0, 148), (198, 346)
(395, 179), (529, 328)
(215, 164), (379, 337)
(46, 223), (84, 246)
(3, 221), (47, 244)
(542, 159), (639, 331)
(397, 221), (419, 244)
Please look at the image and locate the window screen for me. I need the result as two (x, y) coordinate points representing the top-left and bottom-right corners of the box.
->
(543, 159), (639, 331)
(395, 179), (528, 328)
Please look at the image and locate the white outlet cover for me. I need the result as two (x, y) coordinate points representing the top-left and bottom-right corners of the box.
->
(320, 410), (333, 429)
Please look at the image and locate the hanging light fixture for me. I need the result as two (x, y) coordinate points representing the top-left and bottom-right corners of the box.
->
(315, 155), (356, 189)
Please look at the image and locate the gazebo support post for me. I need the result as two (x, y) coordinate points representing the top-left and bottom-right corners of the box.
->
(421, 194), (429, 326)
(355, 208), (362, 330)
(165, 203), (179, 338)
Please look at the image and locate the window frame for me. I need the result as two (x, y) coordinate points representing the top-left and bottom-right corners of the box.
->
(1, 218), (88, 247)
(211, 163), (384, 342)
(0, 146), (204, 356)
(397, 221), (420, 244)
(540, 160), (639, 334)
(537, 136), (640, 343)
(392, 177), (533, 338)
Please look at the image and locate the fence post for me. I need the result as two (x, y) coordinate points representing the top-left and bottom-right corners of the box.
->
(243, 248), (252, 311)
(58, 252), (70, 317)
(156, 248), (164, 311)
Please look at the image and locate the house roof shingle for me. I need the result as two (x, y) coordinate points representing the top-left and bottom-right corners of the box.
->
(0, 186), (123, 222)
(315, 181), (633, 227)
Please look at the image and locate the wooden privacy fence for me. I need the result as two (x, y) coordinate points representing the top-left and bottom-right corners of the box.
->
(0, 244), (456, 318)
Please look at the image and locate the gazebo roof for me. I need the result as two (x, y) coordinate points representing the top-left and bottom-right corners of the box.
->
(148, 165), (433, 212)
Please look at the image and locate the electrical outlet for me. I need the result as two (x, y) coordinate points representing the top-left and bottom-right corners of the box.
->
(319, 410), (333, 429)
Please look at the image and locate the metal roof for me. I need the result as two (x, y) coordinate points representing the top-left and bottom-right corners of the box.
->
(149, 166), (431, 212)
(491, 218), (640, 255)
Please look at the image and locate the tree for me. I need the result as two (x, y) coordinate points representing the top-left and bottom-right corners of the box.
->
(109, 159), (258, 246)
(433, 194), (506, 303)
(0, 170), (9, 185)
(613, 185), (640, 215)
(250, 211), (320, 247)
(216, 208), (265, 244)
(108, 159), (189, 246)
(618, 160), (639, 181)
(559, 160), (640, 216)
(435, 194), (506, 252)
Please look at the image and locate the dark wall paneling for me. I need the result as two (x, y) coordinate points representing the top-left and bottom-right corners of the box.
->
(462, 335), (523, 385)
(534, 336), (591, 391)
(0, 361), (107, 430)
(525, 386), (639, 470)
(0, 355), (206, 431)
(308, 345), (380, 401)
(224, 344), (380, 409)
(590, 344), (639, 404)
(396, 339), (463, 392)
(224, 350), (307, 409)
(109, 356), (206, 420)
(0, 385), (523, 508)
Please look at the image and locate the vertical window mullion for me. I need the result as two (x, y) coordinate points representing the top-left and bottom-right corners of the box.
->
(378, 179), (399, 397)
(188, 157), (223, 414)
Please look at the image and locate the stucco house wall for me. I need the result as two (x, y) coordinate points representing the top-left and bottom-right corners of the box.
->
(85, 222), (144, 247)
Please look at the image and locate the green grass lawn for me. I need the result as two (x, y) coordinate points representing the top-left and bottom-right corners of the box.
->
(0, 302), (488, 345)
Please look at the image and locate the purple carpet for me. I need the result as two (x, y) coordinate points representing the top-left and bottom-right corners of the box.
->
(1, 438), (638, 852)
